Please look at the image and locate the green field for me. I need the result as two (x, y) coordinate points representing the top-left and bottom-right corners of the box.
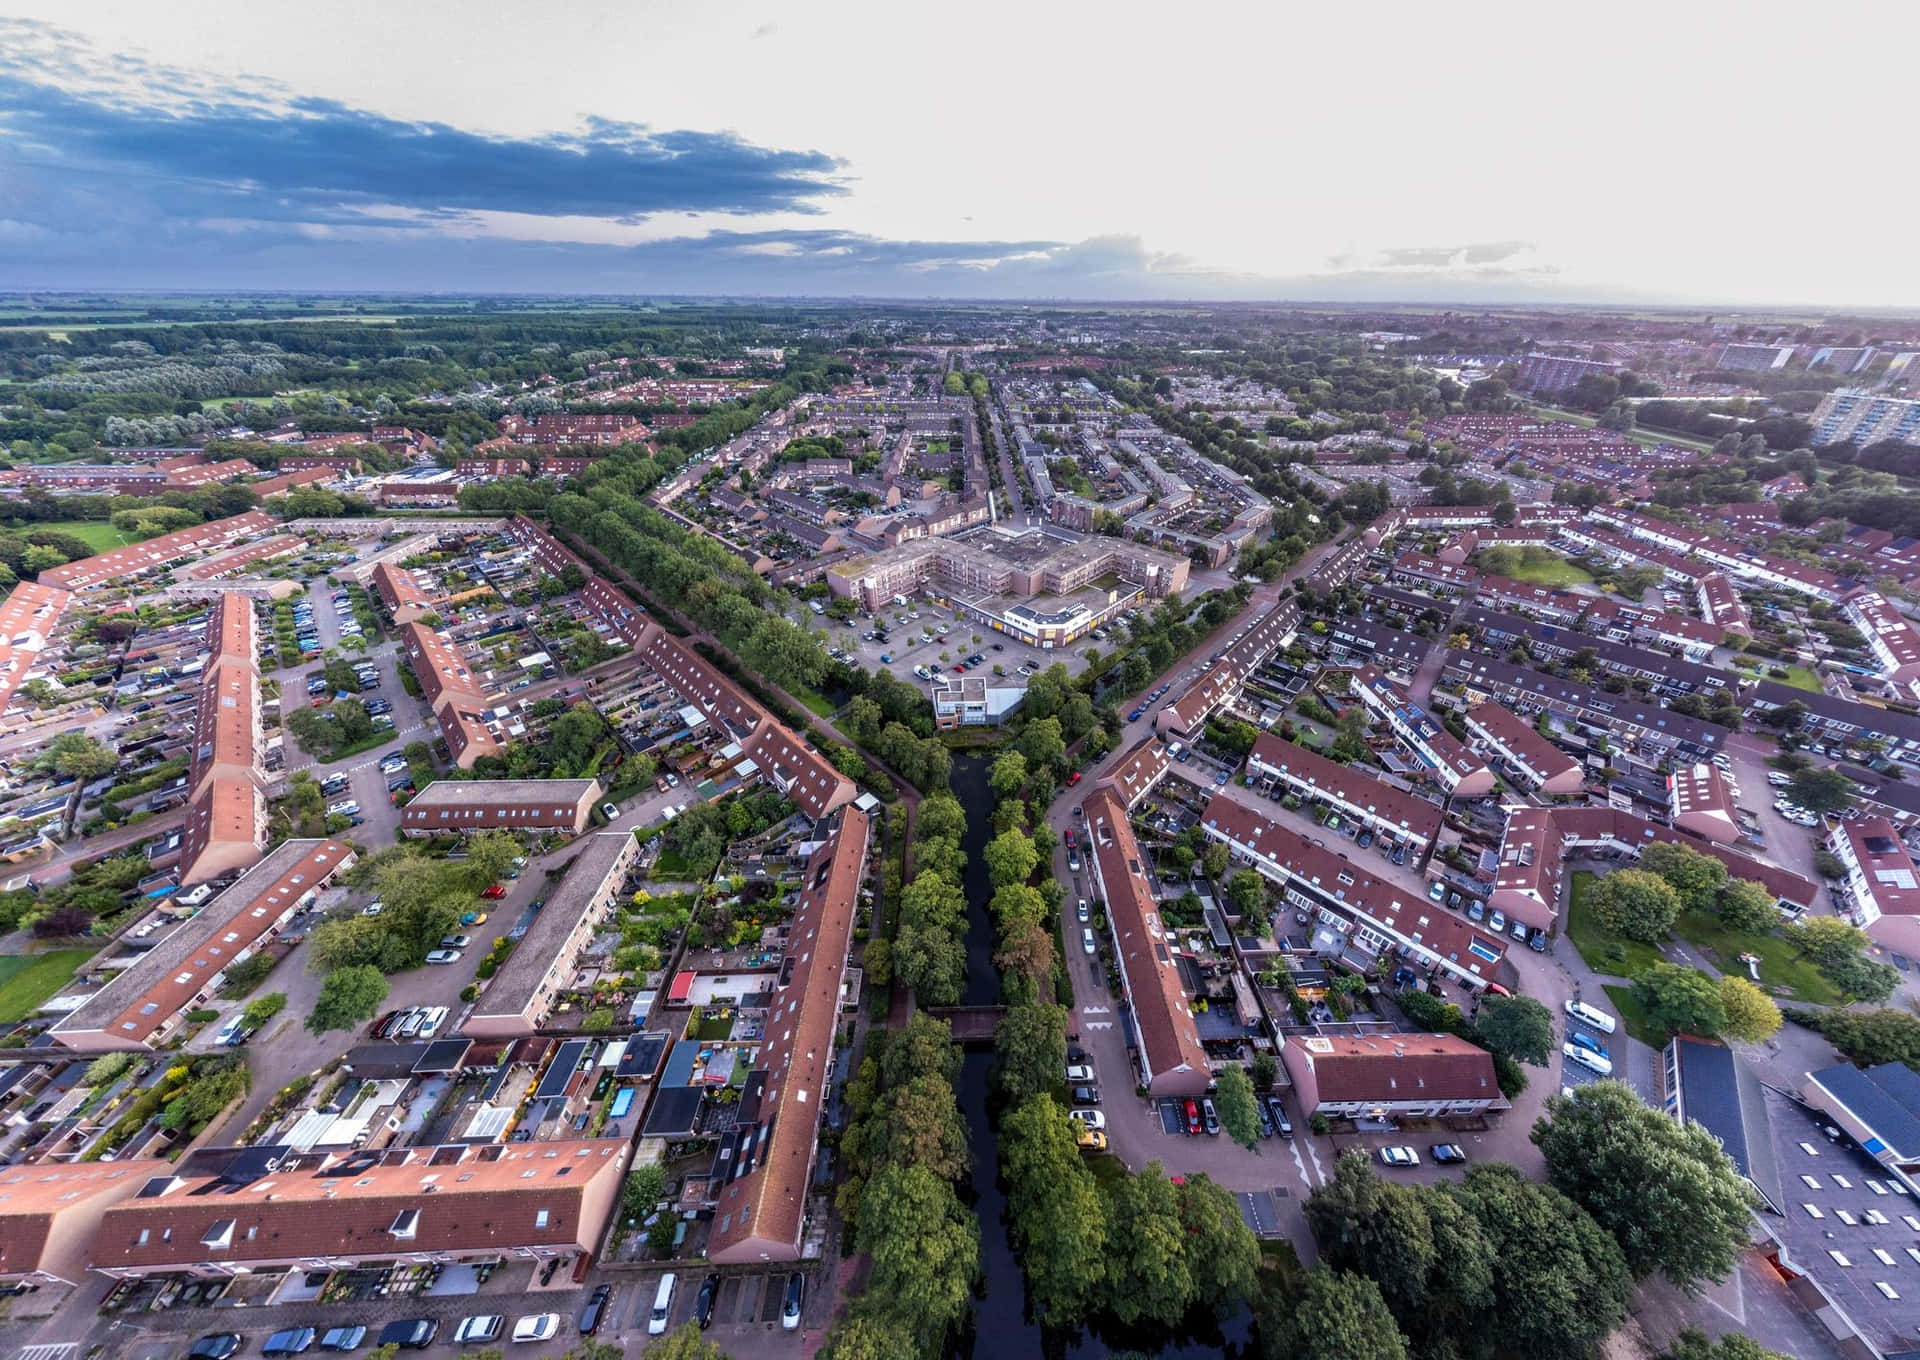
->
(1776, 665), (1824, 693)
(0, 949), (96, 1024)
(1525, 401), (1715, 453)
(1503, 555), (1595, 588)
(1564, 872), (1664, 977)
(1671, 909), (1840, 1005)
(37, 520), (140, 551)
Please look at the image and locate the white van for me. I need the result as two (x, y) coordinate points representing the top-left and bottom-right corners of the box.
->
(1563, 999), (1617, 1035)
(648, 1273), (677, 1335)
(1563, 1042), (1613, 1077)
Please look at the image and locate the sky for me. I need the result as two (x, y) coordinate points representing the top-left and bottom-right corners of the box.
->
(0, 0), (1913, 306)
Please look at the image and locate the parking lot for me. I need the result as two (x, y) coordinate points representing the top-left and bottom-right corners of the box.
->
(823, 598), (1099, 685)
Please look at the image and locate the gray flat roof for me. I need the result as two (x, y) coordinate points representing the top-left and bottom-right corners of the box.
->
(1809, 1062), (1920, 1163)
(1761, 1085), (1920, 1350)
(408, 778), (600, 809)
(476, 830), (634, 1017)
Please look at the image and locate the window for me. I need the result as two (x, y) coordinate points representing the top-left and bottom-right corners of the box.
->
(534, 1209), (550, 1229)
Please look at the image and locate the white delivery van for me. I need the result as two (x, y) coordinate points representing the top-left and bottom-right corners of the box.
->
(1563, 999), (1617, 1035)
(648, 1273), (677, 1335)
(1563, 1042), (1613, 1077)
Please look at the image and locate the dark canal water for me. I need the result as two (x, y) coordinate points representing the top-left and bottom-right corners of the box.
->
(944, 755), (1242, 1360)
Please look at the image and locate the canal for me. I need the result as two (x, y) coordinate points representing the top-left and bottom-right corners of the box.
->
(945, 754), (1238, 1360)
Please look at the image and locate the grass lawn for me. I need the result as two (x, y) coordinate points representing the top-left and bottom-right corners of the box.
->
(38, 519), (139, 551)
(1777, 665), (1824, 693)
(1525, 401), (1715, 453)
(1565, 872), (1665, 977)
(795, 687), (835, 718)
(1503, 556), (1595, 588)
(0, 949), (96, 1024)
(1600, 983), (1664, 1048)
(651, 848), (695, 880)
(1671, 909), (1842, 1005)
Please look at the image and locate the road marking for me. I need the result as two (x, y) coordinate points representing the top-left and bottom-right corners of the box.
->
(21, 1344), (79, 1360)
(1080, 1005), (1111, 1015)
(1083, 1021), (1115, 1031)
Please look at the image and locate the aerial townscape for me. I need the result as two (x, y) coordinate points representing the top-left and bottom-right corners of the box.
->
(0, 6), (1914, 1360)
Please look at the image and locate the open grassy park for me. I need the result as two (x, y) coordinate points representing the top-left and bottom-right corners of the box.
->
(0, 949), (95, 1024)
(38, 519), (141, 551)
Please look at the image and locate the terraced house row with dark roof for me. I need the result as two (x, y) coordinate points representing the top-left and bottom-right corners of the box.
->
(1197, 792), (1509, 988)
(51, 839), (356, 1050)
(179, 592), (268, 886)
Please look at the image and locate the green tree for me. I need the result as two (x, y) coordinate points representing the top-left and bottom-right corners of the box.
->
(241, 992), (288, 1029)
(1215, 1065), (1263, 1151)
(1305, 1151), (1493, 1350)
(1263, 1268), (1409, 1360)
(1443, 1163), (1632, 1357)
(1788, 766), (1855, 815)
(1227, 869), (1269, 926)
(1104, 1163), (1195, 1326)
(983, 827), (1038, 889)
(1475, 994), (1555, 1067)
(1659, 1326), (1790, 1360)
(1639, 841), (1727, 914)
(1534, 1082), (1755, 1287)
(1716, 975), (1782, 1041)
(1202, 840), (1231, 881)
(40, 732), (118, 779)
(1632, 962), (1727, 1040)
(859, 1162), (979, 1354)
(817, 1310), (916, 1360)
(1002, 1094), (1107, 1324)
(1795, 1006), (1920, 1069)
(995, 1002), (1068, 1105)
(1019, 716), (1065, 769)
(464, 830), (523, 886)
(1717, 878), (1780, 934)
(988, 750), (1028, 801)
(1177, 1174), (1260, 1309)
(1823, 949), (1902, 1003)
(307, 964), (389, 1034)
(1588, 868), (1681, 943)
(1784, 915), (1872, 968)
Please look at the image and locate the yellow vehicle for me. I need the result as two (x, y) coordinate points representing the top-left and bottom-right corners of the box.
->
(1076, 1128), (1109, 1152)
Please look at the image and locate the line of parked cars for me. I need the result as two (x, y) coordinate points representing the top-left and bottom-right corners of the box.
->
(646, 1270), (804, 1334)
(370, 1004), (449, 1040)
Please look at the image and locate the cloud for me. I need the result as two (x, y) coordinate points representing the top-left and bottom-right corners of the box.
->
(0, 21), (845, 223)
(1374, 240), (1540, 271)
(752, 23), (779, 39)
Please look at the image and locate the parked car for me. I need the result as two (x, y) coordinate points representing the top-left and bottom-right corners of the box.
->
(782, 1272), (805, 1331)
(1430, 1143), (1468, 1164)
(1378, 1146), (1421, 1167)
(481, 884), (507, 899)
(424, 949), (463, 966)
(1564, 999), (1617, 1035)
(1077, 1127), (1110, 1151)
(578, 1285), (611, 1336)
(376, 1321), (438, 1351)
(511, 1315), (559, 1345)
(1569, 1032), (1609, 1060)
(1065, 1064), (1095, 1083)
(1563, 1041), (1614, 1076)
(1082, 927), (1097, 954)
(453, 1317), (502, 1346)
(1071, 1085), (1100, 1106)
(318, 1327), (366, 1353)
(1201, 1098), (1220, 1135)
(1067, 1108), (1107, 1131)
(647, 1274), (677, 1336)
(1268, 1095), (1293, 1138)
(694, 1274), (720, 1329)
(189, 1336), (242, 1360)
(1184, 1098), (1203, 1135)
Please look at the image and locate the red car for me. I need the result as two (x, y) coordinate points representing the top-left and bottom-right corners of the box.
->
(1064, 830), (1076, 849)
(1066, 771), (1082, 786)
(1183, 1099), (1203, 1136)
(480, 885), (507, 900)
